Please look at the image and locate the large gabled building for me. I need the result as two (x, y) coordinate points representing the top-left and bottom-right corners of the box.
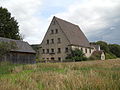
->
(39, 16), (103, 61)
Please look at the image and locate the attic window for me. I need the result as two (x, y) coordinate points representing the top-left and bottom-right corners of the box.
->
(55, 29), (58, 34)
(53, 21), (55, 25)
(51, 30), (54, 34)
(47, 39), (49, 44)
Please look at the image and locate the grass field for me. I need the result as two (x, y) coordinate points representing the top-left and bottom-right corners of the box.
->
(0, 59), (120, 90)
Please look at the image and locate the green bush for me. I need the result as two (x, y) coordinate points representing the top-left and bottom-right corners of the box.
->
(108, 44), (120, 57)
(65, 49), (87, 62)
(88, 53), (101, 60)
(105, 53), (117, 59)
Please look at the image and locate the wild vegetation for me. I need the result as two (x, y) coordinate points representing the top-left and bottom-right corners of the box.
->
(0, 41), (17, 58)
(91, 41), (120, 59)
(65, 49), (87, 62)
(0, 59), (120, 90)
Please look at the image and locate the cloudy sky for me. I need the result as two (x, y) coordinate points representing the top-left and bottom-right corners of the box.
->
(0, 0), (120, 44)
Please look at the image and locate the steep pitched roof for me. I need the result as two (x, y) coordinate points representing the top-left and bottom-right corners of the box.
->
(54, 16), (90, 47)
(0, 37), (36, 53)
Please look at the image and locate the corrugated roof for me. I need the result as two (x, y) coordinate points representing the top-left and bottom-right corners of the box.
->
(0, 37), (36, 53)
(54, 16), (91, 47)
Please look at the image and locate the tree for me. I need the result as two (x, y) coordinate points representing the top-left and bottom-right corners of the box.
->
(66, 49), (87, 61)
(0, 41), (17, 58)
(108, 44), (120, 57)
(0, 7), (22, 40)
(91, 41), (120, 59)
(96, 41), (109, 53)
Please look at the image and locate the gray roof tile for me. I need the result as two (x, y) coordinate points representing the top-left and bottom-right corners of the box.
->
(54, 17), (91, 47)
(0, 37), (36, 53)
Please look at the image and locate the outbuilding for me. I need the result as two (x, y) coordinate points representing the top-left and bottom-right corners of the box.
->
(0, 37), (36, 64)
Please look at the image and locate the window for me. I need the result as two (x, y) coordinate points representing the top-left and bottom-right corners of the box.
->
(42, 49), (45, 54)
(85, 48), (87, 53)
(47, 58), (49, 60)
(51, 39), (54, 44)
(51, 57), (55, 60)
(58, 48), (61, 53)
(58, 57), (61, 61)
(47, 39), (49, 44)
(55, 29), (58, 34)
(58, 38), (61, 43)
(42, 58), (45, 60)
(47, 49), (49, 54)
(53, 21), (55, 25)
(89, 49), (91, 53)
(65, 47), (68, 52)
(51, 48), (54, 53)
(51, 30), (54, 34)
(81, 48), (83, 51)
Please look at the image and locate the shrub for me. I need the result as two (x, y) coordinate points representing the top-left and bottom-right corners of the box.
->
(88, 52), (102, 60)
(108, 44), (120, 57)
(65, 49), (87, 62)
(0, 41), (17, 57)
(105, 53), (117, 59)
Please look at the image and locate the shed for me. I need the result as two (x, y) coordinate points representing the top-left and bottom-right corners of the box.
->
(0, 37), (36, 64)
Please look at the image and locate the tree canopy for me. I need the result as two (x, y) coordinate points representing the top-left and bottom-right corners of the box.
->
(0, 7), (22, 40)
(108, 44), (120, 57)
(66, 49), (87, 61)
(0, 41), (17, 57)
(94, 41), (120, 58)
(96, 41), (109, 53)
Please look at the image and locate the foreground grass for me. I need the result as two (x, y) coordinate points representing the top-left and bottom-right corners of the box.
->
(0, 59), (120, 90)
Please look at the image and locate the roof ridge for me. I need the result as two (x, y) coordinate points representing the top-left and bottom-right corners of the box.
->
(0, 37), (27, 43)
(54, 16), (78, 27)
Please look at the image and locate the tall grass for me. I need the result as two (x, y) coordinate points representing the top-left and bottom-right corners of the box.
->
(0, 59), (120, 90)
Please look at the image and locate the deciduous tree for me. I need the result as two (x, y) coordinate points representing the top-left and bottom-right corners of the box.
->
(0, 7), (22, 40)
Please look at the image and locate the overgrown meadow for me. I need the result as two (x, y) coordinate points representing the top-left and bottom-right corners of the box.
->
(0, 59), (120, 90)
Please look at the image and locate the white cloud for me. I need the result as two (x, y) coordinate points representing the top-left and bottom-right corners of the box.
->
(0, 0), (120, 44)
(54, 0), (120, 34)
(0, 0), (48, 44)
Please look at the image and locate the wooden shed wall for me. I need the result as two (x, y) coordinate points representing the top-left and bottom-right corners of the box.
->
(0, 52), (36, 64)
